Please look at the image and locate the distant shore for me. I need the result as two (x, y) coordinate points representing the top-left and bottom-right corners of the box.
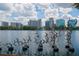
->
(0, 26), (79, 30)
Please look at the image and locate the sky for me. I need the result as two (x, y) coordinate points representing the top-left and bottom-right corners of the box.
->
(0, 3), (79, 22)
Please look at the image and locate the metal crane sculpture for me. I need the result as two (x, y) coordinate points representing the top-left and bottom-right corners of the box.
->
(0, 42), (2, 54)
(6, 43), (14, 54)
(22, 37), (30, 55)
(65, 19), (77, 54)
(37, 40), (43, 56)
(49, 18), (59, 54)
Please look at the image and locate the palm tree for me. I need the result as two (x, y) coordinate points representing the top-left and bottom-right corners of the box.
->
(73, 3), (79, 9)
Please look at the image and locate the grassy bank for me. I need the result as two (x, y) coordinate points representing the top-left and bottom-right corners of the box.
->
(0, 26), (42, 30)
(0, 26), (79, 30)
(44, 26), (79, 30)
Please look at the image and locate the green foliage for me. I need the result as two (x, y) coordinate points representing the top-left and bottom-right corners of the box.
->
(73, 3), (79, 9)
(0, 26), (41, 30)
(0, 26), (79, 30)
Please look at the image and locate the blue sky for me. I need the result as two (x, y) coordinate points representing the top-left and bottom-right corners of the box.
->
(35, 3), (79, 19)
(35, 4), (45, 19)
(0, 3), (79, 20)
(69, 8), (79, 17)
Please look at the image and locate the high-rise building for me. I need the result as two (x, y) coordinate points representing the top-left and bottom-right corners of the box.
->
(10, 22), (22, 27)
(1, 21), (9, 26)
(56, 19), (65, 27)
(45, 20), (51, 27)
(67, 19), (77, 28)
(45, 18), (54, 28)
(28, 19), (41, 27)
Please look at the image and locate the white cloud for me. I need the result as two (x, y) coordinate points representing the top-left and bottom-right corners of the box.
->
(12, 3), (37, 18)
(0, 3), (75, 22)
(44, 4), (72, 19)
(0, 3), (37, 21)
(45, 8), (59, 19)
(56, 3), (73, 8)
(61, 14), (73, 19)
(59, 7), (72, 14)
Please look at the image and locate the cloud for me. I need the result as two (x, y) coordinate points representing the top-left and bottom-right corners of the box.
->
(59, 7), (72, 14)
(0, 3), (37, 20)
(44, 4), (73, 19)
(0, 3), (76, 21)
(61, 14), (73, 20)
(54, 3), (73, 8)
(0, 3), (12, 19)
(11, 3), (37, 18)
(45, 8), (72, 19)
(0, 3), (10, 12)
(45, 8), (59, 19)
(34, 4), (46, 19)
(34, 3), (49, 10)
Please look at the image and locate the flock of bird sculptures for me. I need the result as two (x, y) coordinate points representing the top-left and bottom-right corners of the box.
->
(0, 19), (77, 56)
(0, 30), (75, 56)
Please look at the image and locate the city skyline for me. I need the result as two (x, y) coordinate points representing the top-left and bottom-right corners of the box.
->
(0, 18), (78, 27)
(0, 3), (79, 26)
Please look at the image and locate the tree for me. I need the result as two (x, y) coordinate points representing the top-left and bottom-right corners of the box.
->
(73, 3), (79, 9)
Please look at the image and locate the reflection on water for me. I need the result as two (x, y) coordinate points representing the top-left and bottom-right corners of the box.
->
(0, 30), (79, 56)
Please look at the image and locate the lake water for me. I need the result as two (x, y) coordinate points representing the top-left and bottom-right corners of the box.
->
(0, 30), (79, 56)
